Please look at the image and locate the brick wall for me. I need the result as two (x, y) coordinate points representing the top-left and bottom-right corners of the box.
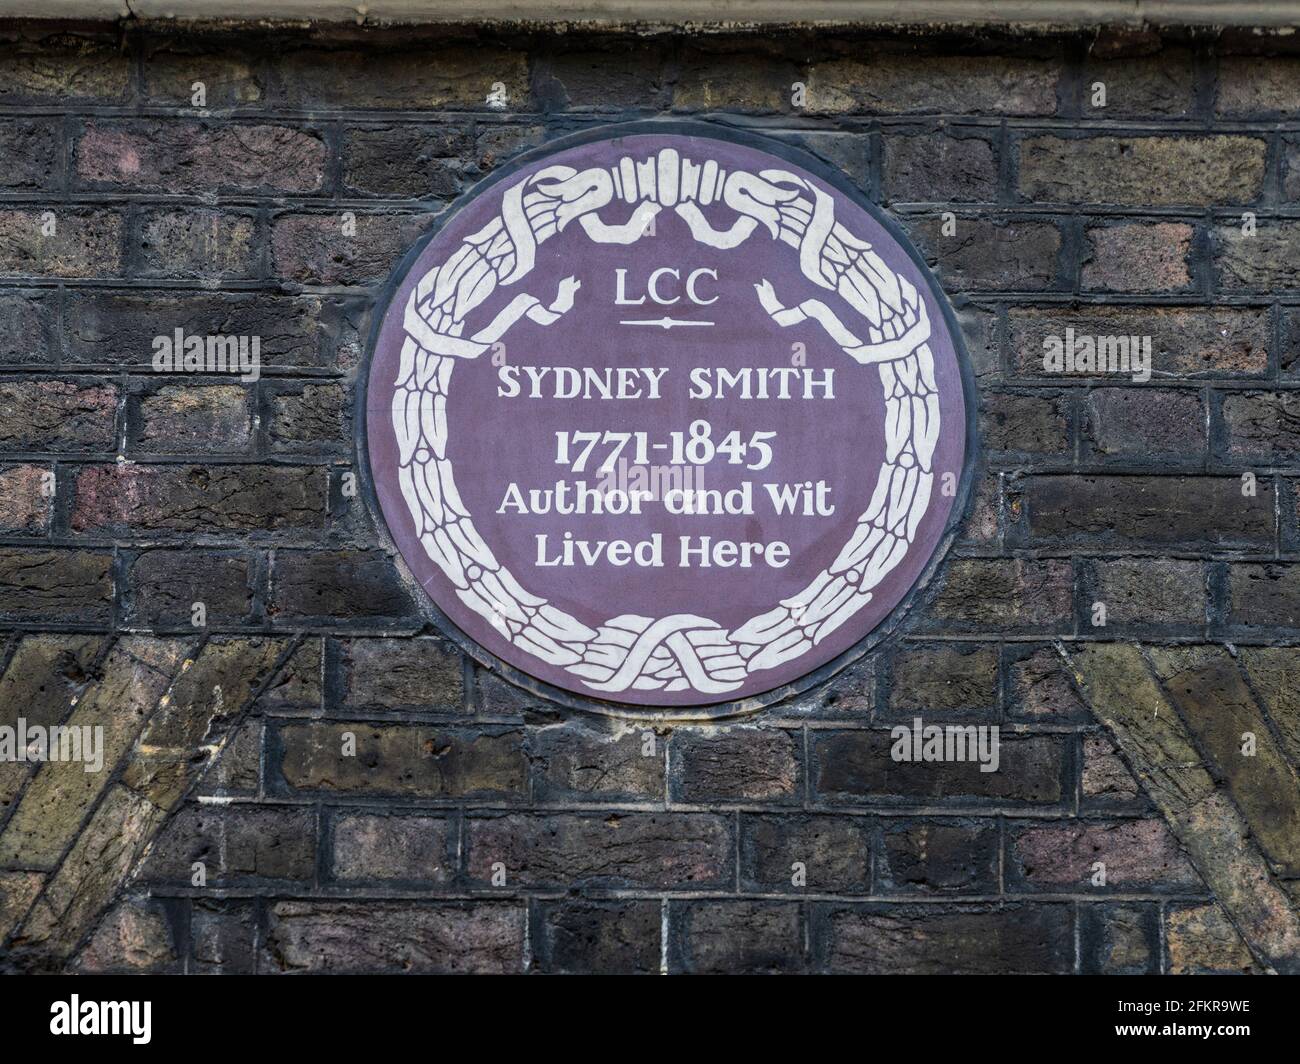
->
(1, 20), (1298, 974)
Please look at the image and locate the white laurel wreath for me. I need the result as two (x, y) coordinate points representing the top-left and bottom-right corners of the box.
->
(391, 145), (941, 697)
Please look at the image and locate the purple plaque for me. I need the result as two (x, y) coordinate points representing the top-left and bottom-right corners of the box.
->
(364, 127), (970, 710)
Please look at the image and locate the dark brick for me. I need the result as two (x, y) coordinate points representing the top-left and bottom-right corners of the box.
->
(1216, 222), (1300, 290)
(0, 35), (130, 104)
(71, 464), (325, 535)
(465, 812), (731, 890)
(1221, 391), (1300, 461)
(0, 291), (56, 366)
(277, 723), (526, 798)
(812, 730), (1063, 806)
(273, 45), (530, 110)
(133, 384), (253, 456)
(74, 897), (177, 973)
(271, 551), (416, 624)
(921, 558), (1073, 633)
(1018, 135), (1264, 206)
(980, 390), (1069, 456)
(1217, 56), (1300, 116)
(670, 727), (800, 803)
(143, 805), (316, 884)
(1083, 388), (1205, 461)
(0, 549), (111, 621)
(1281, 139), (1300, 203)
(878, 819), (1000, 894)
(76, 121), (326, 194)
(1007, 305), (1268, 380)
(0, 380), (116, 453)
(330, 813), (453, 884)
(141, 44), (264, 107)
(272, 212), (433, 286)
(266, 383), (348, 455)
(671, 901), (802, 974)
(1015, 475), (1273, 548)
(885, 642), (998, 718)
(0, 463), (51, 533)
(341, 637), (463, 711)
(807, 54), (1057, 115)
(65, 291), (339, 370)
(1006, 644), (1090, 723)
(913, 216), (1063, 291)
(825, 904), (1073, 973)
(883, 132), (997, 203)
(1082, 736), (1144, 808)
(1083, 222), (1193, 292)
(0, 118), (60, 189)
(137, 209), (256, 280)
(196, 721), (262, 798)
(1083, 40), (1195, 117)
(191, 901), (258, 975)
(785, 656), (875, 717)
(125, 549), (253, 626)
(1080, 903), (1160, 974)
(774, 131), (870, 190)
(1081, 558), (1205, 631)
(0, 209), (122, 278)
(529, 722), (664, 802)
(341, 125), (474, 198)
(959, 472), (1001, 545)
(263, 901), (524, 974)
(673, 48), (796, 113)
(739, 814), (871, 893)
(541, 45), (667, 110)
(255, 638), (323, 710)
(1008, 819), (1201, 891)
(536, 900), (661, 975)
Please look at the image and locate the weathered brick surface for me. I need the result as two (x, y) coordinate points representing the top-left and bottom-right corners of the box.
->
(824, 904), (1074, 974)
(739, 814), (871, 893)
(669, 901), (803, 973)
(1007, 306), (1268, 379)
(262, 901), (525, 974)
(0, 22), (1298, 977)
(277, 723), (527, 799)
(76, 122), (327, 194)
(0, 380), (117, 452)
(72, 463), (325, 535)
(0, 463), (52, 533)
(465, 813), (732, 890)
(534, 900), (660, 974)
(806, 54), (1058, 115)
(1014, 476), (1273, 549)
(1017, 135), (1266, 206)
(812, 731), (1064, 806)
(670, 727), (800, 803)
(1083, 222), (1193, 292)
(138, 209), (256, 280)
(1007, 819), (1202, 891)
(0, 210), (122, 277)
(878, 820), (1000, 895)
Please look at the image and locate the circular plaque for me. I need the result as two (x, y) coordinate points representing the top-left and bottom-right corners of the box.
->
(363, 125), (971, 711)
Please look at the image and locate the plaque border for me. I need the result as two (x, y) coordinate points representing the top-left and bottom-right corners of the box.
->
(356, 119), (981, 720)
